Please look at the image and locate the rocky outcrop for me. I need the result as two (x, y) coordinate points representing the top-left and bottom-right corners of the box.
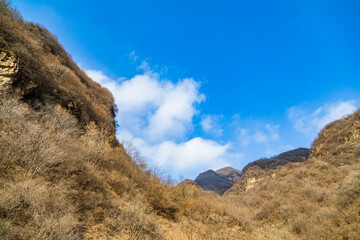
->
(0, 51), (18, 91)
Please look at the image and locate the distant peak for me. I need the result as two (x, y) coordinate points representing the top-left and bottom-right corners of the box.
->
(216, 166), (241, 175)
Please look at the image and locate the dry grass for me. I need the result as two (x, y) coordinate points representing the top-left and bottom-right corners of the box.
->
(1, 1), (359, 239)
(0, 93), (248, 239)
(0, 0), (116, 143)
(225, 109), (360, 240)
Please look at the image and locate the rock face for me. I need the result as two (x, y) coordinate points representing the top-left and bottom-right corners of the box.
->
(0, 51), (18, 91)
(242, 148), (310, 174)
(194, 167), (241, 195)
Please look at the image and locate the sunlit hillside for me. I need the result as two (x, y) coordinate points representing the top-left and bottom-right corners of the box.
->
(224, 110), (360, 239)
(0, 2), (249, 239)
(1, 1), (359, 239)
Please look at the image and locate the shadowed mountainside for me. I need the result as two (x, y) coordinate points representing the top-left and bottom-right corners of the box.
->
(193, 167), (241, 195)
(241, 148), (310, 174)
(192, 148), (309, 196)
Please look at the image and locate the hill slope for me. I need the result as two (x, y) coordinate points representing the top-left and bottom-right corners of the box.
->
(0, 2), (249, 239)
(1, 1), (359, 239)
(225, 112), (360, 239)
(241, 148), (310, 174)
(0, 1), (116, 144)
(195, 169), (233, 195)
(193, 167), (241, 195)
(216, 166), (242, 182)
(193, 147), (309, 196)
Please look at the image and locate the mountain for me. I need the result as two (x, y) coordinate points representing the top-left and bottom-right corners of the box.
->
(195, 169), (233, 195)
(241, 147), (310, 173)
(194, 167), (241, 195)
(193, 148), (309, 196)
(216, 166), (242, 182)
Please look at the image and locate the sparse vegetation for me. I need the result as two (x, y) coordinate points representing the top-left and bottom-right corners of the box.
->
(225, 111), (360, 239)
(1, 1), (359, 239)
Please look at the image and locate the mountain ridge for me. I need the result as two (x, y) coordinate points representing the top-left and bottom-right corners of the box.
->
(1, 1), (359, 239)
(192, 148), (309, 195)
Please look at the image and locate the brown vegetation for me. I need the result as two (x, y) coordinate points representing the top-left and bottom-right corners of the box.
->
(1, 1), (359, 239)
(225, 109), (360, 239)
(0, 0), (116, 144)
(0, 94), (249, 239)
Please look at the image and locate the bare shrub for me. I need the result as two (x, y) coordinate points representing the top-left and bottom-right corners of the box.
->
(354, 143), (360, 157)
(105, 200), (162, 240)
(121, 139), (147, 170)
(337, 171), (360, 207)
(34, 214), (80, 240)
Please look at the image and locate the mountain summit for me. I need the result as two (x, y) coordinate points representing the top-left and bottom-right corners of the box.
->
(194, 167), (241, 195)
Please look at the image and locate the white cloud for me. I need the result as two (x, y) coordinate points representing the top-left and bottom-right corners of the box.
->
(85, 69), (110, 83)
(139, 138), (230, 171)
(200, 114), (223, 136)
(86, 69), (205, 141)
(288, 100), (357, 135)
(85, 66), (232, 176)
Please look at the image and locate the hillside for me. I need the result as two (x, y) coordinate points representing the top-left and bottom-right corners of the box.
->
(1, 1), (360, 239)
(0, 1), (117, 144)
(216, 167), (242, 182)
(224, 111), (360, 239)
(241, 148), (310, 174)
(0, 2), (249, 239)
(193, 167), (241, 195)
(192, 148), (309, 196)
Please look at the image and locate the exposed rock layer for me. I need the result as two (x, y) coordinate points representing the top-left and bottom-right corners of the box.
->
(0, 51), (18, 90)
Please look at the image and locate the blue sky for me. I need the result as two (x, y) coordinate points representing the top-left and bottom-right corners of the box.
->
(12, 0), (360, 179)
